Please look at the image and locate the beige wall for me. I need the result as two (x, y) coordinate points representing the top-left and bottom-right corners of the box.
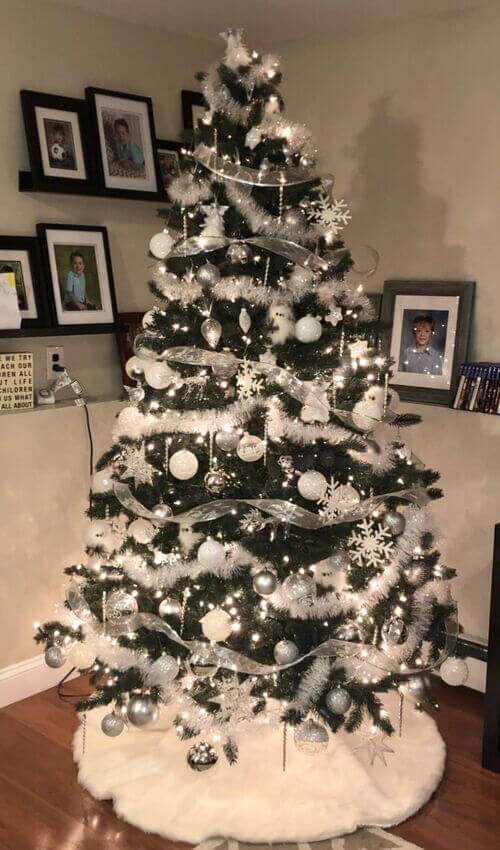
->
(282, 3), (500, 639)
(0, 0), (218, 667)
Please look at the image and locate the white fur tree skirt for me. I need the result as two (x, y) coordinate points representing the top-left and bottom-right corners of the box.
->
(74, 693), (445, 843)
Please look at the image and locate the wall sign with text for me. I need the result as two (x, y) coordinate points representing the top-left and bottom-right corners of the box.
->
(0, 352), (34, 410)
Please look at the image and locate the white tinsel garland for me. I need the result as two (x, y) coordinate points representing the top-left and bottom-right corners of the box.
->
(293, 657), (331, 714)
(201, 65), (253, 126)
(167, 173), (213, 207)
(224, 182), (320, 246)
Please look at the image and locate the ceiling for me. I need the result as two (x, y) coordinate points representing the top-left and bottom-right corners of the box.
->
(56, 0), (488, 45)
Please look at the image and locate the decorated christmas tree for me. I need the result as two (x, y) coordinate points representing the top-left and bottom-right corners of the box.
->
(36, 29), (467, 779)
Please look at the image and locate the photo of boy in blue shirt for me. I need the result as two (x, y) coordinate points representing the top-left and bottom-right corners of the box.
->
(399, 314), (444, 376)
(64, 251), (96, 310)
(113, 118), (145, 174)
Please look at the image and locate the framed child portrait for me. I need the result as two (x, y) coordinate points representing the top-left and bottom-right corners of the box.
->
(381, 279), (475, 406)
(0, 236), (49, 330)
(181, 90), (206, 131)
(156, 139), (182, 197)
(20, 90), (94, 190)
(37, 224), (118, 329)
(87, 87), (162, 198)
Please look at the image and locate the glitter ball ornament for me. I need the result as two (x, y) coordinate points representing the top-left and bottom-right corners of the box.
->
(282, 207), (306, 228)
(294, 719), (329, 754)
(237, 433), (265, 462)
(283, 572), (316, 602)
(227, 242), (251, 263)
(273, 639), (299, 665)
(253, 570), (277, 596)
(126, 385), (145, 403)
(204, 469), (229, 494)
(329, 549), (351, 571)
(382, 616), (407, 645)
(295, 315), (322, 343)
(201, 317), (222, 349)
(383, 510), (406, 536)
(169, 449), (199, 480)
(189, 652), (217, 678)
(68, 642), (96, 670)
(215, 429), (239, 451)
(325, 687), (352, 715)
(149, 230), (174, 259)
(107, 590), (138, 620)
(151, 502), (173, 521)
(440, 656), (469, 686)
(127, 695), (159, 727)
(144, 361), (174, 390)
(297, 469), (328, 501)
(212, 354), (239, 380)
(92, 467), (114, 494)
(101, 712), (124, 737)
(197, 539), (226, 569)
(45, 645), (65, 668)
(201, 607), (233, 641)
(129, 518), (156, 544)
(404, 561), (430, 587)
(149, 654), (179, 684)
(195, 262), (221, 286)
(158, 597), (182, 617)
(187, 741), (218, 771)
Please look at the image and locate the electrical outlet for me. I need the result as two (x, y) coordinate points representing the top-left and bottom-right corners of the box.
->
(46, 345), (65, 381)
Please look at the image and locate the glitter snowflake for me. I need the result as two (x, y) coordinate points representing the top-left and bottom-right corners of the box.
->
(318, 477), (361, 522)
(306, 192), (351, 235)
(208, 676), (259, 725)
(348, 517), (394, 568)
(120, 443), (155, 488)
(236, 359), (265, 400)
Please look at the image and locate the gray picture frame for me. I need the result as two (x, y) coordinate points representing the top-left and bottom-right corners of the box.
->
(381, 279), (475, 406)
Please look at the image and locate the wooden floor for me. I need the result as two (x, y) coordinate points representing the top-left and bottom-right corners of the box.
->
(0, 679), (499, 850)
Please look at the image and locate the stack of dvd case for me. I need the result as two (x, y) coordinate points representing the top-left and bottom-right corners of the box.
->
(452, 363), (500, 414)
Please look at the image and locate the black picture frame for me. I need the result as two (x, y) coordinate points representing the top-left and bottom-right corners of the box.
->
(0, 236), (50, 332)
(20, 90), (95, 192)
(381, 279), (475, 406)
(86, 87), (162, 200)
(181, 90), (205, 131)
(37, 223), (118, 332)
(156, 139), (183, 198)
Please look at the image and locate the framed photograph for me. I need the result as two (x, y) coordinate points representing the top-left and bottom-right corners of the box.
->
(156, 139), (182, 196)
(20, 90), (93, 189)
(181, 90), (205, 131)
(37, 224), (118, 328)
(381, 279), (475, 406)
(116, 312), (145, 386)
(87, 87), (161, 197)
(0, 236), (49, 330)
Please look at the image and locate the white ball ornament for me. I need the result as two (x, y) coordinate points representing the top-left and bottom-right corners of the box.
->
(68, 642), (96, 670)
(169, 449), (199, 480)
(144, 361), (174, 390)
(125, 355), (149, 380)
(149, 230), (174, 259)
(297, 470), (328, 501)
(440, 656), (469, 686)
(295, 315), (322, 343)
(273, 639), (299, 665)
(92, 468), (114, 494)
(201, 607), (233, 642)
(237, 433), (265, 462)
(197, 539), (226, 570)
(128, 518), (156, 544)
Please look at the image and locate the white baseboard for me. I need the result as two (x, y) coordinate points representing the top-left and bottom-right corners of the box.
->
(0, 654), (78, 709)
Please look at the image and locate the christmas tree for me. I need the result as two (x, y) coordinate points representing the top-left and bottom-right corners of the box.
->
(36, 29), (467, 771)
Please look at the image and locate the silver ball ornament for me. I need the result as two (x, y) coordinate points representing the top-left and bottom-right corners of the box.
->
(151, 502), (173, 521)
(297, 469), (328, 501)
(440, 656), (469, 686)
(107, 590), (138, 620)
(325, 687), (352, 715)
(127, 695), (159, 727)
(201, 317), (222, 349)
(144, 361), (174, 390)
(212, 354), (239, 380)
(158, 597), (182, 617)
(101, 712), (124, 737)
(195, 262), (221, 286)
(188, 652), (218, 678)
(45, 645), (66, 668)
(204, 469), (229, 494)
(283, 572), (316, 602)
(126, 385), (145, 403)
(273, 639), (299, 665)
(294, 719), (329, 754)
(227, 242), (251, 263)
(383, 510), (406, 536)
(329, 549), (351, 571)
(215, 429), (240, 451)
(253, 570), (278, 596)
(187, 741), (218, 771)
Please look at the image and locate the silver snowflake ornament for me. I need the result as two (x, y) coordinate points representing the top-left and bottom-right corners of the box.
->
(348, 517), (394, 568)
(208, 675), (258, 725)
(354, 732), (395, 767)
(236, 359), (265, 400)
(306, 192), (351, 236)
(318, 477), (361, 522)
(120, 443), (155, 488)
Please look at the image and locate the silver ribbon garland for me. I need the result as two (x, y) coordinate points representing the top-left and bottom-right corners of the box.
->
(66, 581), (457, 678)
(194, 142), (317, 187)
(113, 481), (429, 529)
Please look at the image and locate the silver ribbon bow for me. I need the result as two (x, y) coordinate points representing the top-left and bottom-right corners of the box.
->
(194, 142), (317, 187)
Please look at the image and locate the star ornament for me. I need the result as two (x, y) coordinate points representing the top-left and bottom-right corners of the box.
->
(349, 339), (369, 359)
(354, 732), (395, 767)
(120, 443), (155, 488)
(208, 675), (258, 724)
